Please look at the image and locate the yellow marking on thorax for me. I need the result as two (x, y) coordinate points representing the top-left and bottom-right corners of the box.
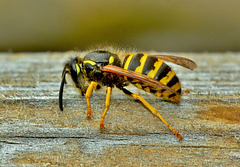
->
(123, 54), (134, 69)
(109, 56), (114, 64)
(147, 59), (163, 78)
(135, 54), (148, 73)
(160, 69), (175, 85)
(83, 60), (96, 66)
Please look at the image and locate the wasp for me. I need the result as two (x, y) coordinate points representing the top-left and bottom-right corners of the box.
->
(59, 50), (197, 140)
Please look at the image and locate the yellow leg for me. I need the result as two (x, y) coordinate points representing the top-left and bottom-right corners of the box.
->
(131, 93), (183, 140)
(100, 86), (112, 128)
(85, 81), (98, 119)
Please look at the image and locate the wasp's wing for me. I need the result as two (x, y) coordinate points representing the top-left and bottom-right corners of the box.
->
(102, 65), (179, 95)
(149, 54), (197, 71)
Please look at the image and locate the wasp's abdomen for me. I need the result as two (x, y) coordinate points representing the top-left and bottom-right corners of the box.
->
(123, 53), (181, 103)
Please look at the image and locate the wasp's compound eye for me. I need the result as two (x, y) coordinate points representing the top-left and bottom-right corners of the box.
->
(70, 63), (78, 84)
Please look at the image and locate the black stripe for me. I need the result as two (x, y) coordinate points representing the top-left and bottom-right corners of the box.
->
(177, 88), (181, 93)
(155, 89), (166, 94)
(150, 89), (157, 94)
(168, 94), (176, 98)
(141, 56), (158, 76)
(128, 54), (144, 71)
(154, 63), (171, 81)
(161, 89), (166, 93)
(167, 75), (179, 87)
(141, 85), (149, 89)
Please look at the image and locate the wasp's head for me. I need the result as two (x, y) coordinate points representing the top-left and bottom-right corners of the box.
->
(59, 57), (86, 111)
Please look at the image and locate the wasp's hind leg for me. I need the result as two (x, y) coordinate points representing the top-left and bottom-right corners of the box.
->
(100, 86), (112, 129)
(120, 87), (183, 140)
(85, 81), (98, 119)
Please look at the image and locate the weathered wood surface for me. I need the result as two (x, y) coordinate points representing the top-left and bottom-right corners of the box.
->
(0, 52), (239, 166)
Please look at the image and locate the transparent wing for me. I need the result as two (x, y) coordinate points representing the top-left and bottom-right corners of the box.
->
(149, 54), (197, 71)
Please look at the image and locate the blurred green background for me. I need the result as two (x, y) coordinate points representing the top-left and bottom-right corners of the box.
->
(0, 0), (240, 52)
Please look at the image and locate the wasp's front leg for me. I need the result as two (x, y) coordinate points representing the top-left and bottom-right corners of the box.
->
(85, 81), (98, 119)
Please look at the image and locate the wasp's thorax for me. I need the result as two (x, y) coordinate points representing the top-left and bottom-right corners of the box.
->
(82, 51), (129, 88)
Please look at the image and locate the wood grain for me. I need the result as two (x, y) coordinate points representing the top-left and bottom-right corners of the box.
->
(0, 52), (239, 166)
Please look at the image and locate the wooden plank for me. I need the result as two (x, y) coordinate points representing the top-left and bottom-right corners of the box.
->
(0, 52), (240, 166)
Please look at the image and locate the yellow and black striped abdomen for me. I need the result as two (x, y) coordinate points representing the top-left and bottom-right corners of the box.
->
(123, 53), (181, 103)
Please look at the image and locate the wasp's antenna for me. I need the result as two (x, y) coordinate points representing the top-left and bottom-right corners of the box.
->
(59, 70), (68, 111)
